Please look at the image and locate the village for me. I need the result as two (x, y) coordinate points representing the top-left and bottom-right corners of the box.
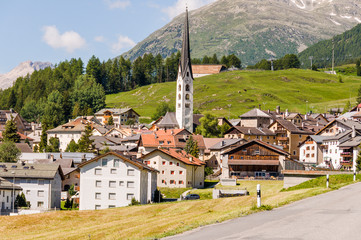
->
(0, 9), (360, 215)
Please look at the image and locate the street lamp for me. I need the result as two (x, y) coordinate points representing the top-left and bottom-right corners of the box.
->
(11, 171), (15, 213)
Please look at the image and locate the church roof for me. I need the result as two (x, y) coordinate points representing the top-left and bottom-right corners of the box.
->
(179, 8), (193, 79)
(157, 112), (179, 128)
(240, 108), (272, 118)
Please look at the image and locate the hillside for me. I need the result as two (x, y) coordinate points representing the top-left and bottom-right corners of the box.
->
(106, 69), (361, 121)
(122, 0), (361, 66)
(0, 61), (52, 89)
(299, 24), (361, 68)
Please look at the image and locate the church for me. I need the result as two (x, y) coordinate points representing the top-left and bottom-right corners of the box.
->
(156, 8), (196, 133)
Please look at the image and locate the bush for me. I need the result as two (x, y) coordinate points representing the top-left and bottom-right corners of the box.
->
(129, 198), (140, 206)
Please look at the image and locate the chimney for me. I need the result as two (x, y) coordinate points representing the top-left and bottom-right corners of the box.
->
(154, 133), (158, 139)
(268, 109), (270, 113)
(304, 114), (307, 121)
(221, 141), (225, 147)
(276, 106), (280, 114)
(189, 157), (193, 162)
(81, 154), (86, 163)
(248, 129), (251, 134)
(285, 109), (289, 117)
(259, 104), (261, 110)
(171, 130), (174, 135)
(352, 125), (356, 138)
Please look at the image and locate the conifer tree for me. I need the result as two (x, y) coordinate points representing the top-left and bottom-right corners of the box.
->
(3, 116), (20, 143)
(184, 135), (199, 158)
(107, 115), (114, 125)
(77, 124), (94, 152)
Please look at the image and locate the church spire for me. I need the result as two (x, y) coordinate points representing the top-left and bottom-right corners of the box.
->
(179, 7), (193, 79)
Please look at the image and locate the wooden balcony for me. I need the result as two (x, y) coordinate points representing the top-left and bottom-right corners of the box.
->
(230, 155), (279, 161)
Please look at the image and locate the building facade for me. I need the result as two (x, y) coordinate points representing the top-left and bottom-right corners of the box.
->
(78, 152), (157, 210)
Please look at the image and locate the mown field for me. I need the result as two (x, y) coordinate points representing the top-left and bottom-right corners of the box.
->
(106, 68), (361, 122)
(1, 175), (359, 240)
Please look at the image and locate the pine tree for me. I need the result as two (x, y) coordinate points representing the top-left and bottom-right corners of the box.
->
(107, 115), (114, 125)
(65, 139), (78, 152)
(184, 136), (199, 158)
(3, 116), (20, 143)
(77, 124), (94, 152)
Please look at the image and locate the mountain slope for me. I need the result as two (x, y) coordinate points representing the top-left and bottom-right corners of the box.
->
(0, 61), (53, 89)
(122, 0), (361, 66)
(299, 23), (361, 68)
(106, 69), (360, 120)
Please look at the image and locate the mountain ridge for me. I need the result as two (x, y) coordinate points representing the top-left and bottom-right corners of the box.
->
(122, 0), (361, 65)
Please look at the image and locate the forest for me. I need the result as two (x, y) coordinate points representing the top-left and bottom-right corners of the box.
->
(0, 53), (241, 128)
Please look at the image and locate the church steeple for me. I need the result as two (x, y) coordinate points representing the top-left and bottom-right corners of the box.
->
(179, 7), (193, 79)
(175, 8), (194, 133)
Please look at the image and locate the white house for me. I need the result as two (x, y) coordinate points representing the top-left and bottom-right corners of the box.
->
(141, 148), (205, 188)
(322, 130), (352, 169)
(95, 108), (140, 127)
(78, 152), (158, 211)
(0, 163), (63, 210)
(0, 177), (22, 214)
(299, 135), (327, 166)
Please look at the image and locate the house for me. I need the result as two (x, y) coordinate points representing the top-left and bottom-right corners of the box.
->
(0, 177), (22, 214)
(78, 152), (158, 210)
(316, 119), (361, 136)
(104, 127), (133, 138)
(47, 117), (93, 152)
(191, 64), (227, 78)
(220, 140), (297, 179)
(224, 126), (276, 144)
(206, 138), (247, 171)
(268, 119), (312, 158)
(0, 163), (63, 210)
(142, 148), (205, 188)
(138, 129), (205, 159)
(239, 108), (274, 128)
(0, 109), (31, 134)
(299, 135), (328, 166)
(95, 108), (140, 127)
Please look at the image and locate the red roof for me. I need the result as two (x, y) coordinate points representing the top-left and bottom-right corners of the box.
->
(146, 148), (205, 166)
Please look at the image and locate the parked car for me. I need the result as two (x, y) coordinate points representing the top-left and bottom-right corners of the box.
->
(184, 194), (200, 200)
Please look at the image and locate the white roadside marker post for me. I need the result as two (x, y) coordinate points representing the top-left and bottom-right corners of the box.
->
(257, 184), (261, 208)
(354, 168), (356, 182)
(326, 174), (329, 188)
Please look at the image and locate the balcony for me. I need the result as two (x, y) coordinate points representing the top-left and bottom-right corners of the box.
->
(275, 130), (287, 134)
(341, 152), (352, 157)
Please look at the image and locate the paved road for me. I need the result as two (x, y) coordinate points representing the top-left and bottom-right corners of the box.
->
(165, 182), (361, 240)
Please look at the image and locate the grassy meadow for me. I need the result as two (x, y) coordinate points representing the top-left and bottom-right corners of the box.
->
(1, 176), (359, 240)
(106, 69), (361, 122)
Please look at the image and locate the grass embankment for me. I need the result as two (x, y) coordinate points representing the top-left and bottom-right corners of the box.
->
(0, 176), (358, 240)
(106, 69), (361, 121)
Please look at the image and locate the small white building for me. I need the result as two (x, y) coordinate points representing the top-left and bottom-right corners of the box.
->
(299, 135), (327, 166)
(95, 108), (140, 127)
(78, 152), (158, 211)
(0, 163), (63, 210)
(141, 148), (205, 189)
(322, 130), (352, 169)
(0, 177), (22, 213)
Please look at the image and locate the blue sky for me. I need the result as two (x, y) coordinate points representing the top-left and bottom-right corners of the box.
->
(0, 0), (216, 74)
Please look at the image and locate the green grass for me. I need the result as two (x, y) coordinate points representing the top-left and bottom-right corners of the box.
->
(106, 69), (361, 120)
(283, 174), (360, 191)
(159, 187), (191, 199)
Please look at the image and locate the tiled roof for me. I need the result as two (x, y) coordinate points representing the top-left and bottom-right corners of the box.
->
(94, 108), (137, 116)
(145, 148), (205, 166)
(156, 112), (179, 128)
(209, 138), (243, 150)
(191, 65), (225, 74)
(232, 126), (276, 136)
(0, 163), (63, 179)
(224, 140), (290, 156)
(0, 177), (22, 190)
(274, 119), (312, 134)
(240, 108), (272, 118)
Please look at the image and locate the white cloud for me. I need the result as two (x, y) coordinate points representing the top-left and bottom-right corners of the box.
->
(162, 0), (217, 19)
(104, 0), (130, 9)
(94, 36), (106, 42)
(111, 35), (136, 53)
(42, 26), (86, 53)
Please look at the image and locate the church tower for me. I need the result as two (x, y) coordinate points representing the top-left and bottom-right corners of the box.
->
(176, 8), (193, 133)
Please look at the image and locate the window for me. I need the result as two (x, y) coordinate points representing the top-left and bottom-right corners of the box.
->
(95, 180), (102, 187)
(109, 205), (116, 208)
(179, 171), (183, 175)
(95, 193), (101, 199)
(185, 84), (190, 91)
(299, 135), (302, 139)
(127, 193), (134, 200)
(37, 190), (44, 197)
(37, 202), (44, 207)
(293, 151), (296, 155)
(109, 193), (116, 200)
(176, 163), (180, 166)
(38, 179), (44, 185)
(26, 190), (31, 195)
(127, 181), (135, 188)
(159, 141), (164, 145)
(127, 169), (135, 176)
(178, 94), (181, 100)
(171, 171), (175, 175)
(153, 161), (156, 165)
(185, 94), (190, 100)
(102, 159), (108, 167)
(95, 168), (102, 175)
(311, 154), (315, 157)
(119, 181), (124, 186)
(95, 205), (101, 210)
(306, 146), (310, 150)
(162, 170), (165, 174)
(179, 180), (184, 184)
(170, 162), (173, 165)
(109, 181), (116, 188)
(162, 180), (165, 183)
(178, 84), (181, 91)
(111, 169), (117, 174)
(170, 180), (175, 184)
(162, 161), (166, 165)
(113, 159), (120, 168)
(185, 103), (190, 108)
